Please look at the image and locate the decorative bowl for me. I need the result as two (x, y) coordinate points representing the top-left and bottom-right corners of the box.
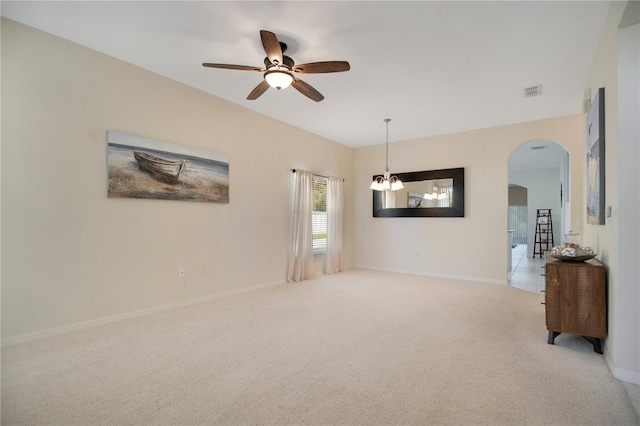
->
(550, 254), (597, 262)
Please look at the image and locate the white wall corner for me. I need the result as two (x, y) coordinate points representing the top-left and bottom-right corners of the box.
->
(605, 349), (640, 386)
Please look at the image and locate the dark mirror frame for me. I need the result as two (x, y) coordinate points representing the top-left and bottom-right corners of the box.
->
(372, 167), (465, 217)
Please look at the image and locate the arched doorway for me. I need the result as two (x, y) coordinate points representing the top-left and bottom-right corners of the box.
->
(507, 139), (570, 293)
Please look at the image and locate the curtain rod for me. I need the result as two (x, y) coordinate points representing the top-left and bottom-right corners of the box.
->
(290, 169), (344, 181)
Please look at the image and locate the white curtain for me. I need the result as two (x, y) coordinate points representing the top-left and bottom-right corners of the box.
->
(287, 170), (314, 282)
(384, 190), (396, 208)
(325, 176), (344, 274)
(439, 185), (453, 207)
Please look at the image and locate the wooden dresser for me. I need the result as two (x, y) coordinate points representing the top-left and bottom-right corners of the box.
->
(544, 257), (607, 353)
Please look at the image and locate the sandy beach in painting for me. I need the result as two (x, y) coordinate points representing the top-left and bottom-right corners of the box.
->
(108, 144), (229, 203)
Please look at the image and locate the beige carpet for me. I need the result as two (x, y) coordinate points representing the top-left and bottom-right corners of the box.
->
(2, 269), (638, 425)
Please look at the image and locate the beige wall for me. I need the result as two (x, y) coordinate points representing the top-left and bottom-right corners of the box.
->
(353, 115), (585, 283)
(583, 1), (639, 383)
(1, 19), (354, 339)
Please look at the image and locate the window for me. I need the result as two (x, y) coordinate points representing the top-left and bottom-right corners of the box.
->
(312, 176), (327, 253)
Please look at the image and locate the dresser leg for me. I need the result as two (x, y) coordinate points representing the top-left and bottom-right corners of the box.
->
(548, 331), (561, 344)
(594, 338), (603, 354)
(582, 336), (603, 354)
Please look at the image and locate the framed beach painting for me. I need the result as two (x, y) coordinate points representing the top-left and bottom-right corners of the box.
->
(586, 88), (605, 224)
(107, 131), (229, 203)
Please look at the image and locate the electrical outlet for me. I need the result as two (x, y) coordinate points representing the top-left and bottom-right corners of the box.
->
(178, 267), (185, 277)
(200, 264), (206, 274)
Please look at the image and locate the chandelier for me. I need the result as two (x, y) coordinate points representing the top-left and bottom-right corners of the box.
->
(370, 119), (403, 191)
(423, 186), (448, 200)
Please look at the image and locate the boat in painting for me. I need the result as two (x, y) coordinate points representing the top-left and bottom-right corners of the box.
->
(134, 151), (186, 180)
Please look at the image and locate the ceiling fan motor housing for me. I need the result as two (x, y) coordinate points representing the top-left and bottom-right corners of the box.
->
(264, 55), (295, 70)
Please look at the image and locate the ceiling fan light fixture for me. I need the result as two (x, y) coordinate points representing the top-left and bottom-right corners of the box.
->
(203, 30), (349, 101)
(264, 69), (293, 90)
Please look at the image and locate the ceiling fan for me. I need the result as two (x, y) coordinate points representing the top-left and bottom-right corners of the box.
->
(202, 30), (350, 102)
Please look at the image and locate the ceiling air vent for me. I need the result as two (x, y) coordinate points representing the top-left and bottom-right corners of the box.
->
(524, 85), (543, 97)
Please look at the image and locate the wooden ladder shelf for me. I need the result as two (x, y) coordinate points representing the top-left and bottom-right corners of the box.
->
(533, 209), (554, 258)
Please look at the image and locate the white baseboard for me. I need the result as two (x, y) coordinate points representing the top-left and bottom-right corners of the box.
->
(1, 279), (286, 347)
(352, 264), (508, 285)
(604, 349), (640, 385)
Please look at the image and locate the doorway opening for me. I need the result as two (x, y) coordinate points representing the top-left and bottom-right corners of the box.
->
(508, 184), (528, 246)
(507, 139), (570, 293)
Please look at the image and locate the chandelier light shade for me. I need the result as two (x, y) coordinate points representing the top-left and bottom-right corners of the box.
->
(423, 186), (447, 200)
(264, 69), (293, 90)
(370, 119), (403, 191)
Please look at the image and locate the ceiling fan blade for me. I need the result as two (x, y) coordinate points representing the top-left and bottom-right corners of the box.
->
(294, 61), (351, 74)
(202, 63), (263, 72)
(260, 30), (283, 66)
(292, 77), (324, 102)
(247, 80), (270, 100)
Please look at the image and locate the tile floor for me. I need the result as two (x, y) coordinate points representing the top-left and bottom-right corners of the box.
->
(508, 244), (546, 293)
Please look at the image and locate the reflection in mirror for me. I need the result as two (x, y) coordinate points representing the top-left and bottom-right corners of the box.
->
(382, 178), (453, 209)
(373, 168), (464, 217)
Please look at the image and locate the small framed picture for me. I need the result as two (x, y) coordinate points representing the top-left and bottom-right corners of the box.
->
(407, 192), (423, 208)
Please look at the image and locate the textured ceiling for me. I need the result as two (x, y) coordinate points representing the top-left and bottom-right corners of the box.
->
(1, 1), (611, 149)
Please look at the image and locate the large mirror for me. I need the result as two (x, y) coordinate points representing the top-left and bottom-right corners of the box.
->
(372, 168), (465, 217)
